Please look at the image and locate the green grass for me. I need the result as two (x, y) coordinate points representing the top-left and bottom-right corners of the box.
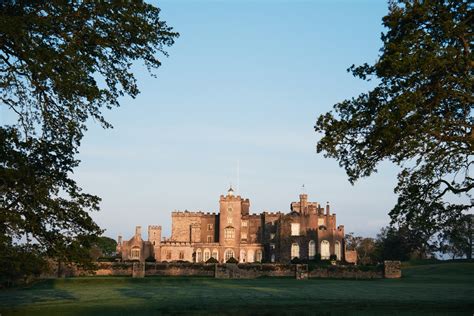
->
(0, 262), (473, 315)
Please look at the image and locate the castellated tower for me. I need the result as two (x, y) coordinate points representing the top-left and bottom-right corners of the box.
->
(219, 187), (242, 258)
(148, 225), (162, 261)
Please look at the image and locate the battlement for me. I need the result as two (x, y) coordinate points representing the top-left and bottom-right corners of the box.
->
(172, 210), (217, 217)
(337, 225), (344, 231)
(161, 240), (193, 246)
(263, 211), (282, 216)
(148, 225), (161, 230)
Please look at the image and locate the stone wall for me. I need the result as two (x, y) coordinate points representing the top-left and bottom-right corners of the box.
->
(46, 262), (400, 280)
(384, 260), (402, 278)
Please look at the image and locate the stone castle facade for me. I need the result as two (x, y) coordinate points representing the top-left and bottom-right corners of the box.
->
(117, 188), (355, 264)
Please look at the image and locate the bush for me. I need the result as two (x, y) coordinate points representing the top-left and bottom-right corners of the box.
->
(145, 256), (156, 262)
(206, 257), (219, 264)
(329, 254), (338, 261)
(291, 257), (302, 264)
(226, 257), (238, 264)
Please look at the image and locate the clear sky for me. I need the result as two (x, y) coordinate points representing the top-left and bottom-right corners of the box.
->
(70, 0), (400, 240)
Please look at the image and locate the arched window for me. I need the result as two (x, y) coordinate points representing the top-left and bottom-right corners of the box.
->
(196, 249), (202, 262)
(291, 243), (300, 259)
(255, 250), (263, 262)
(335, 241), (341, 261)
(203, 248), (211, 262)
(271, 254), (275, 263)
(321, 240), (330, 259)
(225, 249), (234, 262)
(130, 246), (140, 259)
(212, 249), (219, 261)
(308, 240), (316, 259)
(240, 250), (246, 263)
(247, 250), (254, 263)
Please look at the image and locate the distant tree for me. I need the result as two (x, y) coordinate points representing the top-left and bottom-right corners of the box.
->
(94, 236), (117, 258)
(345, 233), (377, 265)
(374, 226), (433, 262)
(441, 215), (473, 259)
(205, 257), (219, 264)
(315, 1), (473, 239)
(0, 1), (178, 279)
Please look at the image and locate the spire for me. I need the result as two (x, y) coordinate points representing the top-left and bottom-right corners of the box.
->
(227, 184), (234, 196)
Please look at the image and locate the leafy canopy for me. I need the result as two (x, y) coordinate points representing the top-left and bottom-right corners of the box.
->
(315, 0), (473, 239)
(0, 0), (178, 272)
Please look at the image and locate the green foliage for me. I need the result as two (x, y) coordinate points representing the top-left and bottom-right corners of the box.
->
(440, 214), (473, 259)
(226, 257), (238, 264)
(145, 256), (156, 263)
(315, 1), (473, 241)
(205, 257), (219, 264)
(0, 1), (178, 281)
(374, 226), (433, 262)
(93, 236), (117, 258)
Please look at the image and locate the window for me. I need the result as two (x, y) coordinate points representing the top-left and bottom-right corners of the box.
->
(241, 232), (247, 240)
(225, 249), (234, 262)
(335, 241), (341, 260)
(255, 250), (263, 262)
(212, 249), (219, 261)
(242, 221), (248, 227)
(228, 207), (232, 213)
(271, 254), (275, 263)
(291, 223), (300, 236)
(270, 243), (275, 250)
(196, 249), (202, 262)
(247, 250), (254, 263)
(207, 235), (212, 243)
(291, 243), (300, 259)
(131, 247), (140, 259)
(179, 251), (185, 260)
(318, 218), (325, 226)
(224, 228), (235, 240)
(166, 250), (172, 260)
(203, 249), (211, 262)
(270, 233), (275, 240)
(309, 240), (316, 259)
(227, 217), (233, 225)
(207, 224), (213, 231)
(321, 240), (330, 259)
(240, 250), (246, 263)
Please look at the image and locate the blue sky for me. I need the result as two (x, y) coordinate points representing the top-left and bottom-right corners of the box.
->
(13, 0), (401, 239)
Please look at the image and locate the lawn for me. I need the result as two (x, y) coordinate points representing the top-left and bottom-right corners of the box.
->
(0, 262), (473, 315)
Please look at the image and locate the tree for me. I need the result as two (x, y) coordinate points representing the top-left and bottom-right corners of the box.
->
(0, 1), (178, 277)
(94, 236), (118, 258)
(315, 1), (473, 238)
(441, 214), (473, 259)
(344, 233), (377, 265)
(374, 225), (433, 261)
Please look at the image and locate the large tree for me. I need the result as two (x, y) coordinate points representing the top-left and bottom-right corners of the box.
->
(0, 0), (178, 276)
(315, 0), (473, 240)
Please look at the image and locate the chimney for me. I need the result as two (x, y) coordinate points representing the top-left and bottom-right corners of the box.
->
(135, 226), (142, 238)
(118, 235), (122, 245)
(326, 202), (330, 215)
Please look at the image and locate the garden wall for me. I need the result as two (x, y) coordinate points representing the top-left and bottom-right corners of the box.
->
(45, 261), (400, 279)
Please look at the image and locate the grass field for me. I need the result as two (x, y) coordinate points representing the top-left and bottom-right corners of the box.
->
(0, 262), (473, 315)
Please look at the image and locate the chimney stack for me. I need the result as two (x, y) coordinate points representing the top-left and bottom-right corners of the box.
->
(135, 226), (142, 238)
(326, 202), (330, 215)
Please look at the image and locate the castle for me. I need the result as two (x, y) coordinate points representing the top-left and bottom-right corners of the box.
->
(117, 187), (356, 263)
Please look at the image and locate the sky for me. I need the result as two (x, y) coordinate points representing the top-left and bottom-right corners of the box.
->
(4, 0), (401, 240)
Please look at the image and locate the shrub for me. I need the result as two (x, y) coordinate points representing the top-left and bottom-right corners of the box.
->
(291, 257), (302, 264)
(226, 257), (238, 264)
(329, 254), (338, 261)
(145, 256), (156, 263)
(206, 257), (219, 264)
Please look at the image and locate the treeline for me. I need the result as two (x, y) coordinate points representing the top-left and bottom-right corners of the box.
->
(346, 222), (473, 266)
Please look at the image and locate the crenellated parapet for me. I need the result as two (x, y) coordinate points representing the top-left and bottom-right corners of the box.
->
(172, 210), (217, 217)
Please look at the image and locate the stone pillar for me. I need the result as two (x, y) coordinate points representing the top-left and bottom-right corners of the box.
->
(295, 264), (308, 280)
(132, 262), (145, 278)
(384, 260), (401, 278)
